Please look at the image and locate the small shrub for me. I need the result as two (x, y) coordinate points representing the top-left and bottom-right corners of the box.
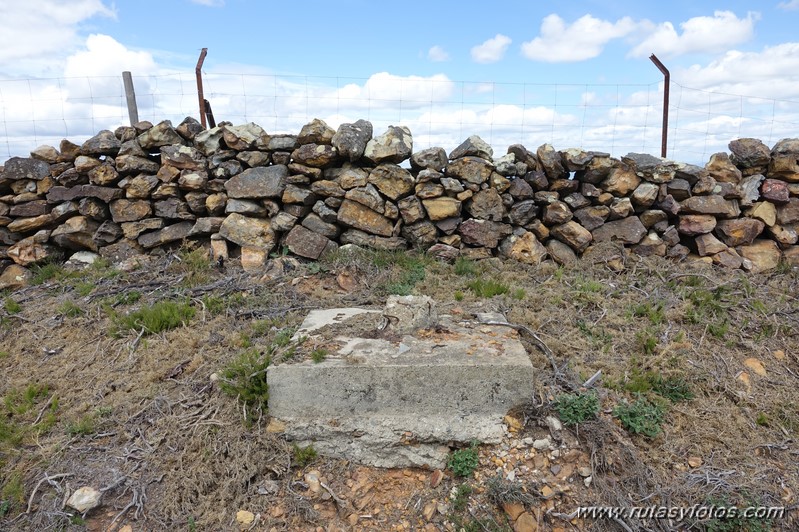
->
(555, 392), (600, 425)
(486, 474), (538, 506)
(454, 290), (465, 301)
(3, 297), (21, 314)
(613, 395), (667, 438)
(466, 278), (509, 298)
(311, 348), (328, 363)
(58, 300), (84, 317)
(111, 299), (196, 337)
(219, 348), (272, 424)
(756, 413), (769, 426)
(448, 440), (480, 478)
(511, 288), (526, 300)
(292, 444), (318, 468)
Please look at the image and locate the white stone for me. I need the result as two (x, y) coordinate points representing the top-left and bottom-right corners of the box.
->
(67, 486), (102, 513)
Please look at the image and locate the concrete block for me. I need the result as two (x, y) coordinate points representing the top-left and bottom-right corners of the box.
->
(268, 308), (535, 468)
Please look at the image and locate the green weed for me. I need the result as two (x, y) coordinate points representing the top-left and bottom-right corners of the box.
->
(613, 395), (667, 438)
(454, 290), (465, 301)
(652, 375), (694, 402)
(448, 440), (480, 478)
(555, 392), (600, 425)
(511, 288), (526, 300)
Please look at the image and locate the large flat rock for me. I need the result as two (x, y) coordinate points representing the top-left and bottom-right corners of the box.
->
(267, 309), (535, 468)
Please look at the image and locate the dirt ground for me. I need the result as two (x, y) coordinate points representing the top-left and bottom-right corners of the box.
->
(0, 243), (797, 531)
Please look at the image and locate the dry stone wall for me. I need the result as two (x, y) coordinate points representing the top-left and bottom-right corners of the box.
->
(1, 116), (799, 287)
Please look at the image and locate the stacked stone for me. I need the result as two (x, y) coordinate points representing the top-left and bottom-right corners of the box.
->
(1, 117), (798, 286)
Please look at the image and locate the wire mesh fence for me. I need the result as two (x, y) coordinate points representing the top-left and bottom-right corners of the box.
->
(1, 71), (797, 165)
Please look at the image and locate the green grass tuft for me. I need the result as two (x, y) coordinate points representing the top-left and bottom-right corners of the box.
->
(466, 278), (509, 298)
(58, 300), (84, 317)
(110, 299), (196, 337)
(311, 348), (328, 363)
(454, 257), (478, 276)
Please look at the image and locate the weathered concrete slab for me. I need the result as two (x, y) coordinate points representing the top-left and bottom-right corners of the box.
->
(268, 306), (535, 469)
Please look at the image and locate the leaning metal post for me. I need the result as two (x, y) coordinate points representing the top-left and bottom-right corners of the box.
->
(649, 53), (670, 158)
(196, 48), (208, 129)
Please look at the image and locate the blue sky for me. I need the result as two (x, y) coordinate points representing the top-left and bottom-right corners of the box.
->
(1, 0), (798, 164)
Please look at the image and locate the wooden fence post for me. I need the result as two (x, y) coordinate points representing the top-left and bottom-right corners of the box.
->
(122, 71), (139, 126)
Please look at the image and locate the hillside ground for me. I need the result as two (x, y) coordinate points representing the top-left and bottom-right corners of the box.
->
(0, 243), (797, 531)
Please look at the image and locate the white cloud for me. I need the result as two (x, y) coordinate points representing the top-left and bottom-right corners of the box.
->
(189, 0), (225, 6)
(471, 34), (512, 64)
(521, 14), (636, 62)
(0, 0), (115, 75)
(677, 43), (799, 99)
(629, 11), (759, 58)
(778, 0), (799, 10)
(65, 34), (159, 78)
(427, 45), (449, 62)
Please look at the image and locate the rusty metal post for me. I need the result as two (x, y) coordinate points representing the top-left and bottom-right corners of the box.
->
(196, 48), (208, 128)
(649, 54), (670, 158)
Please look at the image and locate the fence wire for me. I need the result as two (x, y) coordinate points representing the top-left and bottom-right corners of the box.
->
(0, 72), (797, 165)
